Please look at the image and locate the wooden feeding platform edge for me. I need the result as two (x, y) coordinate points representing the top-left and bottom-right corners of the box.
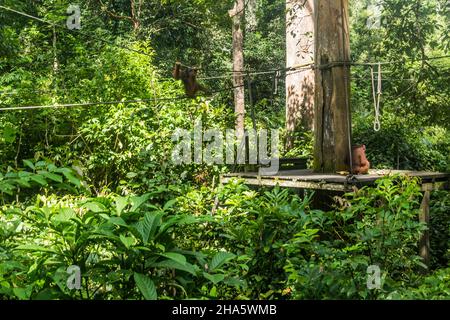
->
(220, 169), (450, 268)
(220, 169), (450, 193)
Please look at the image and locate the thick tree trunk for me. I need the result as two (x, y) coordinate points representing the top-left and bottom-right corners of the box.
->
(313, 0), (352, 173)
(229, 0), (246, 135)
(285, 0), (315, 150)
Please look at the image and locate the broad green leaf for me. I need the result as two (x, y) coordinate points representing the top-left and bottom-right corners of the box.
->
(126, 172), (138, 178)
(47, 164), (58, 172)
(153, 259), (198, 276)
(119, 235), (135, 249)
(63, 171), (81, 187)
(135, 212), (162, 244)
(15, 245), (58, 254)
(160, 252), (187, 265)
(53, 208), (77, 223)
(82, 201), (107, 213)
(210, 252), (236, 271)
(38, 171), (63, 183)
(30, 174), (48, 186)
(15, 178), (31, 188)
(130, 194), (151, 212)
(134, 273), (157, 300)
(163, 199), (177, 211)
(23, 160), (35, 171)
(115, 196), (128, 215)
(35, 161), (47, 169)
(203, 273), (225, 284)
(13, 287), (32, 300)
(108, 216), (128, 227)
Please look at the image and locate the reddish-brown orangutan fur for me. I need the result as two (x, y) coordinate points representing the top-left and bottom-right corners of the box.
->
(352, 144), (370, 175)
(172, 62), (204, 98)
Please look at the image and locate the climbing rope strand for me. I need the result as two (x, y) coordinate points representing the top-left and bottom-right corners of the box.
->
(0, 83), (249, 112)
(371, 63), (382, 132)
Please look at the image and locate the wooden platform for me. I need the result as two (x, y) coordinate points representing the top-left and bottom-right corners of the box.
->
(221, 169), (450, 192)
(221, 169), (450, 269)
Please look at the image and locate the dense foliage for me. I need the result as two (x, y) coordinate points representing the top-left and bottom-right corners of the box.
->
(0, 0), (449, 300)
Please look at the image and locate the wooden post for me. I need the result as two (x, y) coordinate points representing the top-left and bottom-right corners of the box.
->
(229, 0), (246, 135)
(285, 0), (315, 149)
(419, 190), (431, 270)
(313, 0), (352, 173)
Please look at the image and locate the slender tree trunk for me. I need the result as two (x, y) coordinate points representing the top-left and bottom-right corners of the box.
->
(313, 0), (352, 173)
(285, 0), (315, 150)
(229, 0), (246, 135)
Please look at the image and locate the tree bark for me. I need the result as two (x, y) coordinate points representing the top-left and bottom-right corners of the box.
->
(229, 0), (246, 135)
(285, 0), (315, 150)
(313, 0), (352, 173)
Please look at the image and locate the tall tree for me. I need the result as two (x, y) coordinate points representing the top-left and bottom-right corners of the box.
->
(313, 0), (352, 173)
(285, 0), (315, 149)
(229, 0), (246, 135)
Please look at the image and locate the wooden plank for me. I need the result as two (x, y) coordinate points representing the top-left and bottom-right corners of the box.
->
(223, 170), (450, 187)
(220, 176), (351, 192)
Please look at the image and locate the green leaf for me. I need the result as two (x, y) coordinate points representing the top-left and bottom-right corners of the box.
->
(130, 194), (151, 212)
(63, 171), (81, 187)
(134, 273), (157, 300)
(15, 178), (31, 188)
(115, 196), (128, 215)
(13, 287), (32, 300)
(203, 273), (225, 284)
(163, 199), (177, 211)
(38, 171), (63, 183)
(119, 235), (135, 249)
(126, 172), (138, 178)
(30, 174), (48, 186)
(160, 252), (187, 265)
(153, 259), (198, 276)
(108, 216), (128, 227)
(135, 212), (162, 244)
(210, 252), (236, 271)
(2, 125), (16, 143)
(53, 208), (77, 223)
(15, 245), (58, 254)
(82, 201), (107, 213)
(23, 160), (35, 171)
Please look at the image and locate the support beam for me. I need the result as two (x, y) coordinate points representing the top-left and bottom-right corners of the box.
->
(313, 0), (352, 173)
(419, 190), (431, 270)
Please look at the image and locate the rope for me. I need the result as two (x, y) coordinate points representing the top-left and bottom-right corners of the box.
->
(371, 63), (382, 132)
(0, 82), (250, 112)
(246, 73), (257, 131)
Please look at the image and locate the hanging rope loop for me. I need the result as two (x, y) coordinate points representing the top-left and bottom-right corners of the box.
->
(371, 63), (382, 132)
